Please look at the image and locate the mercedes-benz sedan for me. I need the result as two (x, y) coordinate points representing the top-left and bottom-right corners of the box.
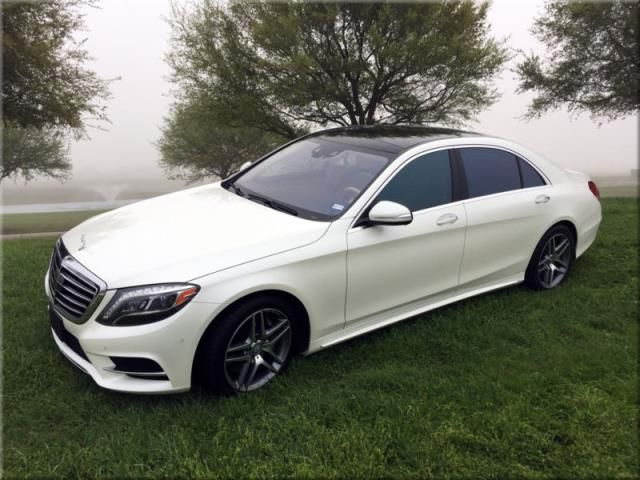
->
(45, 126), (602, 394)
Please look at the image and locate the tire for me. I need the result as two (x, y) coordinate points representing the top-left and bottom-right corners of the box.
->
(198, 295), (296, 394)
(525, 224), (576, 290)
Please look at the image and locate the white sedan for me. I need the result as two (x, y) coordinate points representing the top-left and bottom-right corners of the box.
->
(45, 126), (602, 394)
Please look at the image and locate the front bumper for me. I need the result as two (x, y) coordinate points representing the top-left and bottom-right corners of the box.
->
(50, 318), (181, 394)
(46, 272), (223, 394)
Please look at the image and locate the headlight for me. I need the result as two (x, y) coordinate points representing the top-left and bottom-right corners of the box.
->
(97, 284), (200, 326)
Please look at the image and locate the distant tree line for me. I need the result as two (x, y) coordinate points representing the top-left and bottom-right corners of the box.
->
(2, 0), (637, 184)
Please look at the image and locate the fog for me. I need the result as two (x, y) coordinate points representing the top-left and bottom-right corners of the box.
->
(476, 0), (638, 178)
(3, 0), (638, 202)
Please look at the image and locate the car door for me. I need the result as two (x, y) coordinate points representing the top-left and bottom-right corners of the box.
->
(455, 147), (554, 288)
(345, 149), (467, 324)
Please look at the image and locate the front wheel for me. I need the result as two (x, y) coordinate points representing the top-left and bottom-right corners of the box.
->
(199, 295), (295, 394)
(525, 224), (575, 290)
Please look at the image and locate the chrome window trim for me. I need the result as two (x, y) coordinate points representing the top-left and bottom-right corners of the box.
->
(453, 144), (551, 186)
(348, 142), (552, 230)
(348, 145), (458, 229)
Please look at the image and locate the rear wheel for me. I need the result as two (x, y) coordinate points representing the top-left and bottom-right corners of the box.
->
(525, 225), (575, 290)
(199, 295), (295, 394)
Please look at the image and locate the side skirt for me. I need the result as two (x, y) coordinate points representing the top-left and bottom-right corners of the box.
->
(306, 274), (523, 354)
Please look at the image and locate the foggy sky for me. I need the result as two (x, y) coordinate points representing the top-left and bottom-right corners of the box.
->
(34, 0), (640, 187)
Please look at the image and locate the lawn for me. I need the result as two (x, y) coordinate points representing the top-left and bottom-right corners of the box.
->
(1, 210), (108, 235)
(2, 198), (638, 478)
(598, 184), (638, 198)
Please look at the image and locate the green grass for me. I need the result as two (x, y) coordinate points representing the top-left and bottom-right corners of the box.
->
(598, 184), (638, 198)
(2, 198), (638, 478)
(1, 210), (107, 235)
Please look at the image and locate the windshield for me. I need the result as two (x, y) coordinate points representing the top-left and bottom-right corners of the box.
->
(230, 138), (394, 221)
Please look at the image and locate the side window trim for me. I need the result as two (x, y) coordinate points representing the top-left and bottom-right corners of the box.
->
(450, 149), (468, 201)
(352, 148), (457, 228)
(454, 146), (550, 201)
(516, 154), (525, 189)
(517, 156), (548, 189)
(456, 145), (550, 184)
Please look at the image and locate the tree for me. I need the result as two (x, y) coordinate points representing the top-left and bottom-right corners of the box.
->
(516, 1), (639, 120)
(1, 0), (109, 181)
(158, 95), (282, 182)
(162, 0), (507, 180)
(1, 123), (69, 182)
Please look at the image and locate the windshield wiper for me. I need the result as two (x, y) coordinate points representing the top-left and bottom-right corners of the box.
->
(227, 181), (245, 197)
(247, 193), (299, 217)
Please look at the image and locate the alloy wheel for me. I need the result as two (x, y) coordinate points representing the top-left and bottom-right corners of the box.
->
(223, 308), (292, 392)
(537, 233), (572, 289)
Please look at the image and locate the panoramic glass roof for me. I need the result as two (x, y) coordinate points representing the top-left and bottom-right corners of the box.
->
(311, 126), (481, 153)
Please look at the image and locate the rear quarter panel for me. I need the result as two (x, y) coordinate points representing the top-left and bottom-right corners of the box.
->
(534, 172), (601, 259)
(562, 175), (602, 257)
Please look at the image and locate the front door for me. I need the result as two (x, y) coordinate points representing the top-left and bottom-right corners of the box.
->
(345, 149), (467, 324)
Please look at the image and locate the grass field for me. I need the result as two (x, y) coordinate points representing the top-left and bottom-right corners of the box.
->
(2, 198), (638, 478)
(1, 210), (108, 235)
(598, 184), (638, 198)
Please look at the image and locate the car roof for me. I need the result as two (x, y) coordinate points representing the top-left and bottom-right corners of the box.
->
(308, 125), (483, 154)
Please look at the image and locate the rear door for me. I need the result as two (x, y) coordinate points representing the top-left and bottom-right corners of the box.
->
(455, 147), (554, 287)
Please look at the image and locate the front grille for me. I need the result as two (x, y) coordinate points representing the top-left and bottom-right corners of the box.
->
(48, 240), (105, 323)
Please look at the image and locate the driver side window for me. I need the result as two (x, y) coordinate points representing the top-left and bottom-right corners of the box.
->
(376, 150), (453, 212)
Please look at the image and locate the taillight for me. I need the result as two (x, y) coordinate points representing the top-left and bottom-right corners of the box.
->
(588, 180), (600, 200)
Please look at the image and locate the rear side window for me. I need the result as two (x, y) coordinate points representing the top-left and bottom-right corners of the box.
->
(459, 148), (521, 198)
(519, 157), (546, 188)
(376, 150), (452, 212)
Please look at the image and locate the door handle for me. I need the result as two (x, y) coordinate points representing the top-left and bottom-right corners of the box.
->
(436, 213), (458, 226)
(535, 194), (551, 204)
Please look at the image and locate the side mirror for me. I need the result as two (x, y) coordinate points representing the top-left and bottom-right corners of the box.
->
(368, 201), (413, 226)
(238, 161), (252, 172)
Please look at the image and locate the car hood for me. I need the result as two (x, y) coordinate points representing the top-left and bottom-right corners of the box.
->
(62, 183), (330, 289)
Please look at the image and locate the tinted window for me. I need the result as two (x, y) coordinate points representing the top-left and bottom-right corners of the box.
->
(376, 150), (452, 212)
(460, 148), (521, 198)
(234, 138), (393, 220)
(519, 157), (546, 188)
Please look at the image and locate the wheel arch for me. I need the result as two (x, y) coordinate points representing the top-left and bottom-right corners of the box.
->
(553, 219), (578, 247)
(530, 217), (578, 260)
(190, 289), (311, 385)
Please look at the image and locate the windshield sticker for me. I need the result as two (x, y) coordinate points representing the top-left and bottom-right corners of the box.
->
(331, 203), (345, 211)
